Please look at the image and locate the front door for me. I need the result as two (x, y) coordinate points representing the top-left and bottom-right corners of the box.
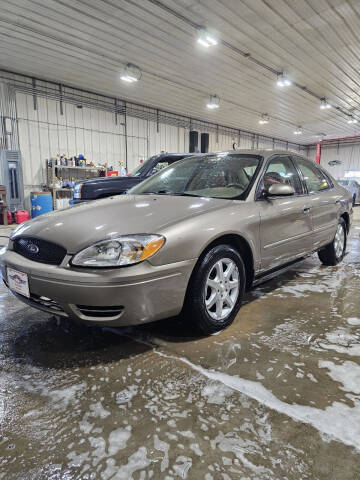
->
(257, 155), (313, 271)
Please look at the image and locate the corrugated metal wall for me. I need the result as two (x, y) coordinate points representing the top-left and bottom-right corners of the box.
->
(0, 73), (306, 208)
(307, 143), (360, 179)
(15, 91), (190, 203)
(16, 88), (297, 198)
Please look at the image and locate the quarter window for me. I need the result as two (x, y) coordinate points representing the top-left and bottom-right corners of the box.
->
(262, 156), (303, 195)
(295, 158), (330, 193)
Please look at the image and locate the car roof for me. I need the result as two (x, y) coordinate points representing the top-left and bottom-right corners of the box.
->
(156, 152), (199, 158)
(211, 149), (306, 158)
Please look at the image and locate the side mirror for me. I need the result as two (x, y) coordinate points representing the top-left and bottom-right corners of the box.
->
(265, 184), (295, 197)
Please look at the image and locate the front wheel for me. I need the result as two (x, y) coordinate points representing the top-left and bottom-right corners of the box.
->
(183, 245), (246, 335)
(318, 218), (347, 266)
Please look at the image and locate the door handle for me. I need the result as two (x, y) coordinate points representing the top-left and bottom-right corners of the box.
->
(303, 207), (311, 213)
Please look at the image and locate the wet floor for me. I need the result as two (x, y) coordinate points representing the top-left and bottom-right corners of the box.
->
(1, 211), (360, 479)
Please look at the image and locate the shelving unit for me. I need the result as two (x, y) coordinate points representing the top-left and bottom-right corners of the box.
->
(45, 162), (108, 209)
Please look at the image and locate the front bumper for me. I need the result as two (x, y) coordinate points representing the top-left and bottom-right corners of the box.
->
(71, 198), (89, 205)
(0, 250), (196, 326)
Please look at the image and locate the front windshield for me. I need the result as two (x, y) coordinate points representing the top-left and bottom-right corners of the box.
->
(129, 153), (261, 199)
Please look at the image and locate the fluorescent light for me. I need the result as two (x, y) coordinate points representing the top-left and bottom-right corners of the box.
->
(277, 72), (291, 87)
(120, 63), (141, 83)
(294, 126), (303, 134)
(320, 98), (331, 109)
(259, 113), (270, 124)
(347, 115), (358, 124)
(197, 29), (218, 48)
(120, 74), (138, 83)
(206, 94), (220, 109)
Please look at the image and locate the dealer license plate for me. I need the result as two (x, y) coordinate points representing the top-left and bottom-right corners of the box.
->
(7, 267), (30, 298)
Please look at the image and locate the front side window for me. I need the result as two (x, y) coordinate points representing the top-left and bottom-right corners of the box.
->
(296, 158), (330, 193)
(262, 156), (303, 194)
(129, 154), (261, 199)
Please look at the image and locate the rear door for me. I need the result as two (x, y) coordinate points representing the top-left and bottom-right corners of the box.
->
(293, 156), (339, 250)
(257, 155), (313, 271)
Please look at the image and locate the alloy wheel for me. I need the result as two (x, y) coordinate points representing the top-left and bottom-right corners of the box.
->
(205, 258), (239, 321)
(334, 223), (345, 258)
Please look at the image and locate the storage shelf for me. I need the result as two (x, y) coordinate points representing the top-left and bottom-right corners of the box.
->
(46, 159), (108, 209)
(53, 165), (106, 171)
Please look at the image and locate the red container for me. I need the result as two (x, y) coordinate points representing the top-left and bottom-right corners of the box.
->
(107, 170), (118, 177)
(7, 210), (12, 225)
(15, 209), (30, 224)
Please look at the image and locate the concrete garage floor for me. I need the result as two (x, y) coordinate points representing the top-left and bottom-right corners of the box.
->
(1, 211), (360, 480)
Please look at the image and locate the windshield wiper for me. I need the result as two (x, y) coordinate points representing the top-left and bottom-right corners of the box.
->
(141, 190), (175, 195)
(141, 190), (201, 197)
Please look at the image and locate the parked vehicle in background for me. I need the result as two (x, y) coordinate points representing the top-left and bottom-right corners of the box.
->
(338, 179), (360, 206)
(72, 153), (197, 203)
(1, 150), (352, 335)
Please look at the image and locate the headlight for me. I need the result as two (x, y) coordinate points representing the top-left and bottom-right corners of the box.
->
(10, 223), (27, 239)
(71, 234), (165, 267)
(73, 183), (83, 199)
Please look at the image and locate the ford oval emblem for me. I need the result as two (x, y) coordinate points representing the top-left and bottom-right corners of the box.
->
(27, 243), (39, 254)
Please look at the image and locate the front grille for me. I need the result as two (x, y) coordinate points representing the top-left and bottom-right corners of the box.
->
(13, 236), (67, 265)
(77, 305), (124, 318)
(30, 294), (65, 313)
(6, 281), (68, 316)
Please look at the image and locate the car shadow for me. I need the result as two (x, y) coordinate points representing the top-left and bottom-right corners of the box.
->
(10, 315), (150, 369)
(9, 258), (317, 369)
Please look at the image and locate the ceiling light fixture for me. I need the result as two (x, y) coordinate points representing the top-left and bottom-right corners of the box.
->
(320, 98), (331, 109)
(347, 115), (358, 124)
(120, 63), (142, 83)
(294, 126), (303, 135)
(259, 113), (270, 124)
(206, 94), (220, 109)
(197, 29), (218, 48)
(276, 72), (291, 87)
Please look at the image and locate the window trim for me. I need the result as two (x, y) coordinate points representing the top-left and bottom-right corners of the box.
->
(255, 154), (306, 200)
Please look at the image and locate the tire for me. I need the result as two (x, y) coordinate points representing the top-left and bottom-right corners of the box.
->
(318, 217), (347, 266)
(183, 245), (246, 335)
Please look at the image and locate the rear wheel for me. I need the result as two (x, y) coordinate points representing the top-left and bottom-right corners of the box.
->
(318, 218), (347, 266)
(183, 245), (245, 335)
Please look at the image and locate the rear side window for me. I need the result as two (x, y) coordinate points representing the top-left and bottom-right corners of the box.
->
(295, 158), (330, 193)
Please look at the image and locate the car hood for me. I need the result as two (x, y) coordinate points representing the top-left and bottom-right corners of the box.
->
(12, 195), (230, 253)
(80, 176), (140, 199)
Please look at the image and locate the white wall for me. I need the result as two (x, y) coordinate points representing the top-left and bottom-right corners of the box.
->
(16, 92), (190, 204)
(15, 89), (305, 208)
(307, 143), (360, 180)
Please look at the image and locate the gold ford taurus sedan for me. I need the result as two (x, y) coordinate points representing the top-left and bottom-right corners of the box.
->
(0, 150), (352, 334)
